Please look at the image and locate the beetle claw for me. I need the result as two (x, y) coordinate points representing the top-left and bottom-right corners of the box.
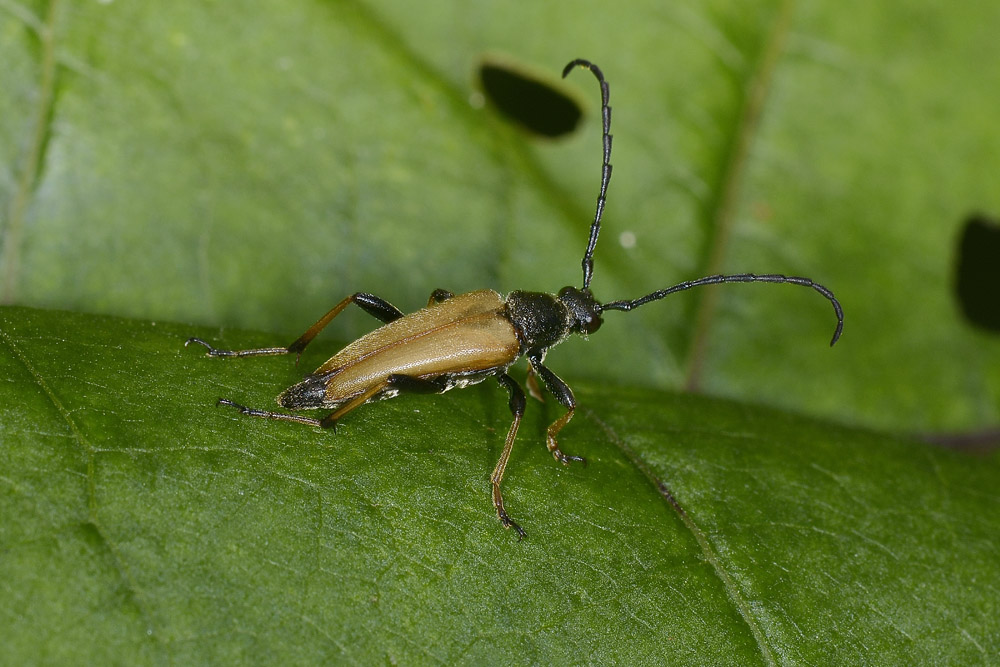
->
(217, 397), (246, 413)
(552, 448), (585, 466)
(185, 337), (214, 354)
(501, 514), (527, 540)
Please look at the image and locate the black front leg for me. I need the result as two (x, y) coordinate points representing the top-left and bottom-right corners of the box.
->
(528, 355), (585, 466)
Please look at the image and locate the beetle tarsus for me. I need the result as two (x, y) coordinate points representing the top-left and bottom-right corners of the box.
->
(185, 337), (215, 353)
(498, 508), (527, 540)
(509, 519), (527, 541)
(217, 397), (252, 413)
(553, 450), (585, 466)
(215, 397), (325, 427)
(185, 337), (289, 358)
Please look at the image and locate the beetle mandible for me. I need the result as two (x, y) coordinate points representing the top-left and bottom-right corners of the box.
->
(186, 59), (844, 538)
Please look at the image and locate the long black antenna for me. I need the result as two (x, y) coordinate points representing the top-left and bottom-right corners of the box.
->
(563, 59), (612, 290)
(601, 273), (845, 346)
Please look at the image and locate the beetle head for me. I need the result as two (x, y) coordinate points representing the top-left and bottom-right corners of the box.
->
(558, 286), (603, 335)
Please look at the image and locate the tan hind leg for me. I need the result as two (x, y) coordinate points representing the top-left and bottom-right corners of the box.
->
(492, 373), (527, 539)
(185, 292), (404, 359)
(217, 374), (449, 429)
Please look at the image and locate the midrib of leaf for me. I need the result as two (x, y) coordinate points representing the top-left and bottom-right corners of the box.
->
(0, 315), (157, 637)
(590, 408), (777, 666)
(683, 0), (796, 393)
(1, 0), (59, 302)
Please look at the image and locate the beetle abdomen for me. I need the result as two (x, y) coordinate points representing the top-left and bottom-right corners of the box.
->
(277, 371), (336, 409)
(302, 290), (521, 409)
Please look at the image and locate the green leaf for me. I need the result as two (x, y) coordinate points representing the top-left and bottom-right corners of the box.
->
(2, 305), (997, 664)
(2, 2), (999, 433)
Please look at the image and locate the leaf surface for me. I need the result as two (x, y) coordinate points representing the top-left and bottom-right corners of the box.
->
(2, 2), (999, 432)
(1, 306), (996, 664)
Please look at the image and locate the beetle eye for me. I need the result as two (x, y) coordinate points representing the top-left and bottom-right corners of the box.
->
(574, 312), (602, 335)
(558, 286), (603, 335)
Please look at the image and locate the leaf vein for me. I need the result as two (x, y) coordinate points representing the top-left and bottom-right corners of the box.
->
(683, 0), (797, 392)
(0, 316), (162, 647)
(1, 0), (60, 302)
(587, 406), (777, 665)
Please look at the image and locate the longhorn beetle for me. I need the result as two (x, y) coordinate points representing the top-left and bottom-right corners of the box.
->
(187, 59), (844, 538)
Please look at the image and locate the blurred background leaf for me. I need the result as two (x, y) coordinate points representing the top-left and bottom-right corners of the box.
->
(2, 0), (999, 432)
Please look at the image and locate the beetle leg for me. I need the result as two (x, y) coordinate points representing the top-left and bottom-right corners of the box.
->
(426, 289), (454, 306)
(318, 373), (450, 428)
(216, 398), (325, 427)
(525, 367), (544, 403)
(528, 356), (586, 466)
(493, 373), (527, 539)
(185, 292), (404, 359)
(218, 373), (450, 429)
(286, 293), (405, 356)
